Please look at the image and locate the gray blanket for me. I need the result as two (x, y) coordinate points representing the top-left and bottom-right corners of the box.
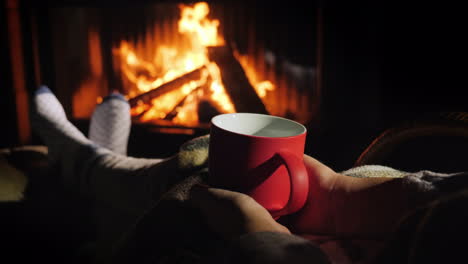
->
(109, 135), (468, 264)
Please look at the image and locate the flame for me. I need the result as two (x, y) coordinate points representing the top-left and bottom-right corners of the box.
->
(255, 81), (275, 97)
(207, 62), (235, 113)
(234, 51), (275, 98)
(178, 2), (224, 47)
(115, 2), (272, 126)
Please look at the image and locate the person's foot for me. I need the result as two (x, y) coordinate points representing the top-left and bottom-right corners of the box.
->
(31, 85), (99, 187)
(89, 92), (131, 155)
(31, 85), (91, 162)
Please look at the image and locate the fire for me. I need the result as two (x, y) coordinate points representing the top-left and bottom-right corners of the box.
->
(255, 81), (275, 98)
(235, 51), (275, 98)
(114, 1), (273, 127)
(178, 2), (224, 47)
(207, 62), (235, 113)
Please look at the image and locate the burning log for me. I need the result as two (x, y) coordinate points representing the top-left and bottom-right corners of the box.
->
(198, 100), (223, 123)
(128, 66), (207, 107)
(164, 75), (213, 121)
(163, 86), (203, 121)
(208, 46), (268, 114)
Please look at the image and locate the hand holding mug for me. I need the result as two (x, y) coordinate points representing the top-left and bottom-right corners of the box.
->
(190, 185), (291, 241)
(290, 155), (421, 238)
(208, 113), (309, 219)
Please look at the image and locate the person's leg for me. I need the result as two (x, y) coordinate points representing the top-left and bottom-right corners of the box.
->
(31, 86), (182, 257)
(88, 92), (131, 155)
(89, 150), (180, 261)
(31, 85), (99, 187)
(31, 85), (179, 196)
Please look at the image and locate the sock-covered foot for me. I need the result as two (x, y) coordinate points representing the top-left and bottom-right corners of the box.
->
(31, 86), (99, 187)
(31, 85), (92, 160)
(89, 92), (131, 155)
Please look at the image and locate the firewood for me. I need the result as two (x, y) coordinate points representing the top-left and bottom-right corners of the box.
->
(128, 66), (207, 107)
(198, 100), (222, 124)
(208, 46), (268, 114)
(163, 85), (204, 121)
(164, 74), (214, 120)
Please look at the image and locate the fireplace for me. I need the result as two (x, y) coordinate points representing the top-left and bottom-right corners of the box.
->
(5, 1), (466, 168)
(13, 1), (320, 138)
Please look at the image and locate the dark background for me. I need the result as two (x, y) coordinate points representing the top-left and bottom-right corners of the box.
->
(314, 3), (466, 170)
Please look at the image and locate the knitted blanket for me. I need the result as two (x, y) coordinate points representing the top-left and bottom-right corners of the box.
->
(0, 146), (48, 202)
(110, 135), (467, 264)
(0, 155), (27, 202)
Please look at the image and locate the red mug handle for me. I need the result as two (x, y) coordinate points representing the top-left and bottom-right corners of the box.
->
(270, 151), (309, 219)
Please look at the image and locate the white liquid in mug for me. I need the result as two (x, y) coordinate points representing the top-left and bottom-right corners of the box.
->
(212, 113), (306, 138)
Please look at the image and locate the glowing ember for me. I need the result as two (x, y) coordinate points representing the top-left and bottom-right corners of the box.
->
(114, 1), (274, 126)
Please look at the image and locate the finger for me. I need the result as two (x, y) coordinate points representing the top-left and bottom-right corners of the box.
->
(303, 154), (336, 175)
(303, 154), (338, 189)
(190, 185), (248, 212)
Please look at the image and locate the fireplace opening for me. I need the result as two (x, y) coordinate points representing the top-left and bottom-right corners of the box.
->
(113, 2), (268, 129)
(33, 1), (319, 137)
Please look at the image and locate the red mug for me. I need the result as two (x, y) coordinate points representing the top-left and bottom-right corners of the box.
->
(208, 113), (309, 219)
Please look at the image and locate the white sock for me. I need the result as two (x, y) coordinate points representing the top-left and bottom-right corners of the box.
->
(89, 92), (131, 155)
(31, 85), (98, 186)
(31, 85), (91, 158)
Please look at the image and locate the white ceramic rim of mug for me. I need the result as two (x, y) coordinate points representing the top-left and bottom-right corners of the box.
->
(211, 113), (307, 138)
